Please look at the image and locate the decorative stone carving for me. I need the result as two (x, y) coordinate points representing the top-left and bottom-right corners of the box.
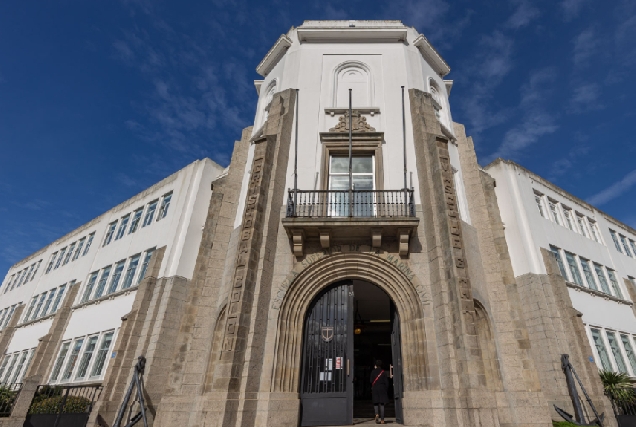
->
(397, 228), (411, 256)
(292, 229), (305, 257)
(329, 110), (376, 132)
(319, 229), (331, 249)
(371, 228), (382, 248)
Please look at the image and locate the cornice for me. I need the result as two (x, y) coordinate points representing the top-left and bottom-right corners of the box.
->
(256, 35), (293, 77)
(413, 35), (451, 77)
(297, 28), (407, 43)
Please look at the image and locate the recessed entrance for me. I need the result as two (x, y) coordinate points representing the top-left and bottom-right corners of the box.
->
(300, 280), (403, 426)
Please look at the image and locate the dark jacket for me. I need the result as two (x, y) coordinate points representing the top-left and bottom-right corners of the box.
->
(370, 368), (389, 404)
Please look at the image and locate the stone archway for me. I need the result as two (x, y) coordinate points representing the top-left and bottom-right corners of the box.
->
(270, 249), (430, 395)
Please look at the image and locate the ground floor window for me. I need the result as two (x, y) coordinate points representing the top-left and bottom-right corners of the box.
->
(49, 329), (116, 384)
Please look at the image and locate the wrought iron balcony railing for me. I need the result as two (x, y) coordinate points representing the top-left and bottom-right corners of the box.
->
(286, 189), (415, 218)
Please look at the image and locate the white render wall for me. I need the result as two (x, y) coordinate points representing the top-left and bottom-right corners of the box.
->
(0, 158), (223, 381)
(237, 21), (471, 227)
(485, 159), (636, 374)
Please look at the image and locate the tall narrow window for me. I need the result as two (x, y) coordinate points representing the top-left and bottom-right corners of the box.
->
(24, 265), (35, 284)
(0, 309), (7, 329)
(607, 270), (624, 299)
(91, 331), (114, 377)
(631, 240), (636, 258)
(137, 249), (156, 285)
(50, 342), (70, 382)
(3, 306), (15, 328)
(580, 259), (598, 290)
(115, 215), (130, 240)
(534, 193), (547, 218)
(17, 349), (35, 384)
(81, 272), (99, 303)
(0, 356), (9, 382)
(591, 328), (613, 371)
(620, 334), (636, 374)
(142, 200), (158, 227)
(594, 263), (611, 294)
(107, 261), (126, 294)
(75, 335), (99, 379)
(63, 242), (76, 265)
(61, 338), (84, 381)
(73, 238), (85, 261)
(563, 208), (575, 231)
(3, 275), (14, 293)
(83, 233), (94, 256)
(576, 215), (589, 238)
(46, 252), (57, 274)
(549, 246), (568, 278)
(51, 283), (67, 313)
(93, 266), (112, 299)
(54, 247), (67, 270)
(122, 255), (140, 289)
(129, 208), (143, 234)
(3, 354), (18, 384)
(41, 290), (57, 317)
(103, 222), (117, 247)
(589, 221), (602, 243)
(607, 331), (628, 373)
(548, 200), (562, 225)
(23, 297), (37, 322)
(29, 260), (41, 281)
(565, 252), (583, 286)
(610, 230), (622, 253)
(157, 193), (172, 220)
(31, 293), (47, 321)
(10, 351), (29, 384)
(620, 235), (633, 257)
(328, 155), (374, 217)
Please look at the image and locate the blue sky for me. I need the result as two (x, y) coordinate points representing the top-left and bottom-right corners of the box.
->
(1, 0), (635, 274)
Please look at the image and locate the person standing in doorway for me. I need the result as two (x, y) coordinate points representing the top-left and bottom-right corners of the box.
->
(370, 360), (389, 424)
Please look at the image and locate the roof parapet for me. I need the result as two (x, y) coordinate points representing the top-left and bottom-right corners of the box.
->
(413, 35), (451, 77)
(256, 34), (293, 77)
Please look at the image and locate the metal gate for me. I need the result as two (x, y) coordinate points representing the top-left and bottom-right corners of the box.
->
(23, 384), (102, 427)
(300, 281), (354, 426)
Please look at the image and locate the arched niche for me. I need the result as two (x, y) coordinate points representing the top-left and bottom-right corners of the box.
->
(473, 299), (503, 391)
(332, 61), (374, 107)
(270, 251), (430, 394)
(255, 79), (278, 130)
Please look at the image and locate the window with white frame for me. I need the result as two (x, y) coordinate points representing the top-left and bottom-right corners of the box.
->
(122, 254), (140, 289)
(142, 200), (158, 227)
(580, 258), (598, 291)
(564, 252), (583, 286)
(589, 220), (602, 243)
(1, 353), (19, 385)
(591, 328), (613, 371)
(548, 200), (562, 225)
(610, 229), (623, 253)
(115, 215), (130, 240)
(103, 222), (117, 247)
(2, 306), (16, 329)
(63, 243), (75, 265)
(620, 334), (636, 375)
(107, 260), (126, 295)
(51, 283), (68, 313)
(50, 330), (115, 384)
(328, 155), (375, 217)
(549, 245), (568, 278)
(607, 269), (624, 299)
(81, 272), (99, 303)
(630, 240), (636, 258)
(129, 208), (143, 234)
(137, 248), (156, 285)
(563, 208), (576, 231)
(45, 253), (56, 274)
(54, 247), (67, 270)
(157, 192), (172, 221)
(72, 238), (85, 261)
(534, 192), (547, 218)
(93, 265), (112, 299)
(606, 330), (629, 374)
(83, 233), (94, 256)
(620, 234), (633, 257)
(593, 263), (612, 295)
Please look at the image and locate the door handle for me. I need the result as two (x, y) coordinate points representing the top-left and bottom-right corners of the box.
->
(347, 359), (350, 376)
(390, 364), (394, 378)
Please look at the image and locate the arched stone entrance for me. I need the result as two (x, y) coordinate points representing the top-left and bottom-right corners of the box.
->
(270, 249), (431, 409)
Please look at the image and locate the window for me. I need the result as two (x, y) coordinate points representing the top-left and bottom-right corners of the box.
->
(90, 331), (114, 377)
(137, 249), (155, 285)
(29, 261), (41, 281)
(2, 354), (18, 384)
(620, 334), (636, 374)
(534, 193), (547, 218)
(115, 215), (130, 240)
(83, 233), (94, 256)
(580, 259), (598, 290)
(610, 230), (622, 253)
(328, 155), (375, 217)
(563, 208), (575, 231)
(591, 328), (612, 371)
(103, 222), (117, 247)
(3, 306), (15, 328)
(620, 234), (633, 257)
(3, 275), (14, 293)
(50, 342), (70, 382)
(593, 263), (611, 294)
(142, 200), (158, 227)
(61, 338), (84, 381)
(23, 298), (37, 322)
(81, 272), (99, 303)
(63, 242), (76, 265)
(107, 261), (126, 294)
(548, 200), (562, 225)
(0, 356), (9, 383)
(607, 270), (624, 299)
(10, 350), (29, 384)
(54, 247), (67, 270)
(93, 266), (112, 299)
(31, 293), (47, 321)
(122, 255), (140, 289)
(565, 252), (583, 286)
(46, 252), (57, 274)
(73, 238), (85, 261)
(577, 215), (589, 238)
(589, 221), (602, 243)
(549, 246), (568, 278)
(157, 193), (172, 220)
(41, 290), (56, 317)
(24, 265), (35, 283)
(0, 310), (6, 329)
(129, 208), (143, 234)
(51, 284), (67, 313)
(75, 335), (99, 379)
(606, 331), (628, 373)
(631, 240), (636, 258)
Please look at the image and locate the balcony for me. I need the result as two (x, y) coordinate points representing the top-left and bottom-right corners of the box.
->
(282, 189), (419, 257)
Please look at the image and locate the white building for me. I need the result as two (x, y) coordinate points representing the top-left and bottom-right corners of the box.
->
(485, 159), (636, 377)
(0, 158), (223, 387)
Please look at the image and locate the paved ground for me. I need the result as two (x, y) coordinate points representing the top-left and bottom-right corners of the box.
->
(352, 418), (397, 425)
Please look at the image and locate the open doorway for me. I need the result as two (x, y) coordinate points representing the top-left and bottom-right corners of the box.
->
(352, 280), (401, 424)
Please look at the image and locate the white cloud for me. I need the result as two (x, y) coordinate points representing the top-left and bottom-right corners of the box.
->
(561, 0), (588, 21)
(506, 1), (540, 29)
(587, 169), (636, 205)
(567, 83), (604, 113)
(573, 27), (599, 67)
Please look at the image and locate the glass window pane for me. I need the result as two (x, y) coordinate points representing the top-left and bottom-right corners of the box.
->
(591, 328), (612, 371)
(73, 238), (85, 261)
(10, 351), (29, 384)
(41, 291), (56, 317)
(31, 293), (47, 321)
(607, 331), (628, 373)
(94, 266), (112, 299)
(580, 259), (598, 290)
(535, 194), (546, 218)
(3, 354), (19, 384)
(158, 193), (172, 220)
(549, 246), (568, 278)
(123, 255), (140, 289)
(329, 157), (349, 174)
(83, 233), (94, 256)
(61, 338), (84, 381)
(115, 215), (130, 240)
(607, 270), (624, 299)
(620, 335), (636, 374)
(81, 272), (99, 303)
(54, 248), (67, 269)
(108, 261), (126, 294)
(0, 355), (10, 383)
(594, 264), (611, 294)
(611, 230), (622, 252)
(129, 209), (143, 234)
(51, 284), (67, 313)
(91, 332), (114, 377)
(351, 156), (373, 173)
(352, 175), (373, 190)
(565, 252), (583, 286)
(137, 249), (155, 285)
(329, 175), (349, 190)
(75, 336), (99, 379)
(143, 201), (158, 227)
(50, 342), (70, 382)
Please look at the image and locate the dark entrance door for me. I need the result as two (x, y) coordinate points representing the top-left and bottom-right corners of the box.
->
(300, 281), (354, 426)
(390, 308), (404, 424)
